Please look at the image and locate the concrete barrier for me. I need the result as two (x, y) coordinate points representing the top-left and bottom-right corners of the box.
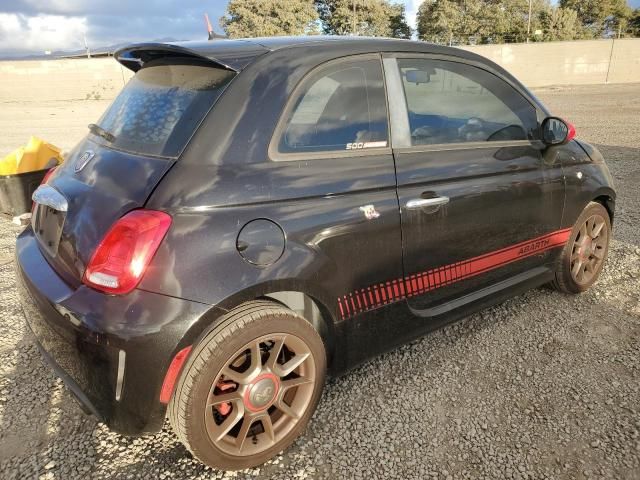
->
(607, 38), (640, 84)
(0, 38), (637, 101)
(461, 38), (640, 87)
(0, 57), (132, 103)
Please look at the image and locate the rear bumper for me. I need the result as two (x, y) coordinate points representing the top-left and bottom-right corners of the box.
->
(15, 226), (211, 435)
(30, 331), (104, 420)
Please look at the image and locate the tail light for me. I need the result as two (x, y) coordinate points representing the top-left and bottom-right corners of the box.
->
(83, 209), (172, 295)
(41, 166), (57, 185)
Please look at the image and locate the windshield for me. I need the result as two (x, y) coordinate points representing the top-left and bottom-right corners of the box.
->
(92, 60), (235, 157)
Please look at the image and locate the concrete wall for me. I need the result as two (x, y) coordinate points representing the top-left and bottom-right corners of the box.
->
(0, 57), (132, 103)
(0, 38), (637, 101)
(461, 38), (640, 87)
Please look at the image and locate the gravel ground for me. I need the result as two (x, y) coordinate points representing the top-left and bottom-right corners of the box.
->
(1, 83), (639, 480)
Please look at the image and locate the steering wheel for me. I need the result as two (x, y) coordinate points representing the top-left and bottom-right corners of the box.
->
(487, 124), (526, 142)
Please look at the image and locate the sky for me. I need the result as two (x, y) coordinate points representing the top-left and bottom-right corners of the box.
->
(0, 0), (638, 56)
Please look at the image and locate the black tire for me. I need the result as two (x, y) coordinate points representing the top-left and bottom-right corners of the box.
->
(168, 300), (326, 470)
(553, 201), (611, 294)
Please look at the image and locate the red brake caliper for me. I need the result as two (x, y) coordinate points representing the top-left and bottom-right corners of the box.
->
(215, 380), (236, 416)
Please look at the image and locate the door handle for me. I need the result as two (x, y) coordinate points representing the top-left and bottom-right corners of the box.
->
(405, 196), (450, 210)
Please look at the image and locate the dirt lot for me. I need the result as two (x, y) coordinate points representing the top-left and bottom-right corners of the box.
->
(0, 84), (639, 480)
(0, 99), (111, 156)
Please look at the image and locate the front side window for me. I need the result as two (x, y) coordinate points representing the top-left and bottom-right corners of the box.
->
(278, 58), (389, 155)
(398, 59), (538, 146)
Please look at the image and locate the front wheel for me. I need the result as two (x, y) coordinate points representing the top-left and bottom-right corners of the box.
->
(553, 201), (611, 294)
(169, 300), (326, 470)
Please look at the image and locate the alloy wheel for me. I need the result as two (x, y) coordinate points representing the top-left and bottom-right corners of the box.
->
(204, 333), (316, 456)
(570, 213), (608, 285)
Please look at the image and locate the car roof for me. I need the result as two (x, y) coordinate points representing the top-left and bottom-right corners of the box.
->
(115, 36), (467, 73)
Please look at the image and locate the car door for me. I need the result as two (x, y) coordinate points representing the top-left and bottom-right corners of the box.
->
(265, 54), (405, 369)
(382, 55), (565, 316)
(266, 54), (404, 312)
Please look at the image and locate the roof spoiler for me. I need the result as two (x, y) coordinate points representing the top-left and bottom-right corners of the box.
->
(115, 43), (238, 73)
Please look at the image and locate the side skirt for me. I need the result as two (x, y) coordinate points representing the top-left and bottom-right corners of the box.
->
(409, 266), (554, 318)
(331, 266), (555, 376)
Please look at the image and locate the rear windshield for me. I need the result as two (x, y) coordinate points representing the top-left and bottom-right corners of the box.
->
(91, 60), (235, 157)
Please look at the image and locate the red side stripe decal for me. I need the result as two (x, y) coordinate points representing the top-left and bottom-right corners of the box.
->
(338, 298), (345, 320)
(337, 228), (571, 320)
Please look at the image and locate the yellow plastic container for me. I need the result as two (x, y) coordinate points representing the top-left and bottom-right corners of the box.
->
(0, 148), (20, 175)
(0, 136), (64, 175)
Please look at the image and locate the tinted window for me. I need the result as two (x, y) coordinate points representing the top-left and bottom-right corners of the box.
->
(279, 59), (388, 154)
(398, 59), (538, 146)
(92, 60), (235, 157)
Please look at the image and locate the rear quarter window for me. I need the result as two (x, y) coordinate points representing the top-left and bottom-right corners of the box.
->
(276, 58), (389, 156)
(93, 60), (235, 158)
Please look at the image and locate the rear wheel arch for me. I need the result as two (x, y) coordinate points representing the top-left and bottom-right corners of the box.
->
(262, 291), (336, 370)
(175, 287), (338, 384)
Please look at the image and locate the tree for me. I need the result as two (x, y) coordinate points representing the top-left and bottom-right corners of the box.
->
(417, 0), (467, 44)
(315, 0), (406, 37)
(607, 1), (633, 37)
(630, 9), (640, 37)
(417, 0), (524, 43)
(539, 6), (585, 41)
(416, 0), (589, 44)
(389, 3), (413, 39)
(221, 0), (320, 38)
(559, 0), (631, 37)
(491, 0), (544, 43)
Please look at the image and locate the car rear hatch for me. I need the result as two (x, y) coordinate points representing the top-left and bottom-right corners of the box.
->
(31, 48), (238, 287)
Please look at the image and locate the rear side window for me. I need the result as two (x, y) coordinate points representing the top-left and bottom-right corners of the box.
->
(397, 58), (538, 146)
(93, 60), (235, 157)
(278, 58), (389, 155)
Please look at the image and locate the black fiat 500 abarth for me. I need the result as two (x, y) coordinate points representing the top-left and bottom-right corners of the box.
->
(16, 36), (615, 469)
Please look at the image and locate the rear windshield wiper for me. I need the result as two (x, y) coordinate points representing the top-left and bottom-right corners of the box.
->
(88, 123), (116, 143)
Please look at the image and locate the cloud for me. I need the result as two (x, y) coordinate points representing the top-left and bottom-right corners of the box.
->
(0, 0), (223, 17)
(0, 13), (87, 53)
(0, 0), (227, 54)
(404, 0), (425, 32)
(4, 0), (636, 55)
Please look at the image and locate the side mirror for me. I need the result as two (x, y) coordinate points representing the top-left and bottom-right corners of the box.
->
(541, 117), (575, 146)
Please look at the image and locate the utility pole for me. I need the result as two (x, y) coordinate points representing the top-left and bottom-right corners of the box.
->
(526, 0), (532, 43)
(84, 34), (90, 58)
(352, 0), (356, 35)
